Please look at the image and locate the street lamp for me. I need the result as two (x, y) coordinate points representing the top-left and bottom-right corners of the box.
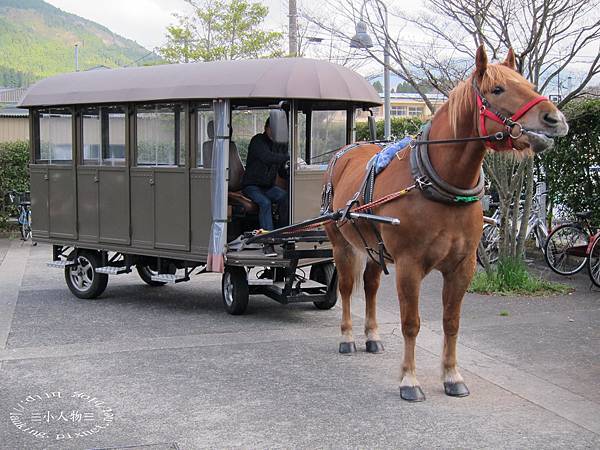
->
(350, 0), (390, 140)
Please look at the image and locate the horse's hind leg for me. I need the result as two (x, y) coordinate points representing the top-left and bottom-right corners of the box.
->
(364, 260), (384, 353)
(331, 238), (363, 354)
(396, 265), (426, 402)
(440, 260), (474, 397)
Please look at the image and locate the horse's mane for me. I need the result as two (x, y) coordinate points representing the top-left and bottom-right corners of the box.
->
(445, 64), (534, 137)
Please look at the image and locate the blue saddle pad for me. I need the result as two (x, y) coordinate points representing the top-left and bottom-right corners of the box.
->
(372, 136), (412, 174)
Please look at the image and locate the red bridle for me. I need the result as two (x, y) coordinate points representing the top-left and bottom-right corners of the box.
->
(472, 77), (549, 151)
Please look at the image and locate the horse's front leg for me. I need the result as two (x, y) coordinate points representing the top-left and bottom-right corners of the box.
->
(440, 258), (475, 397)
(364, 260), (384, 353)
(333, 245), (362, 354)
(396, 266), (426, 402)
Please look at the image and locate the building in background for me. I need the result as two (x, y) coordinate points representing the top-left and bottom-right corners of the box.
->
(372, 92), (446, 119)
(0, 87), (29, 142)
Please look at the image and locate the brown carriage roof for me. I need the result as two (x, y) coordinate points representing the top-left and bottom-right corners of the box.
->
(18, 58), (382, 108)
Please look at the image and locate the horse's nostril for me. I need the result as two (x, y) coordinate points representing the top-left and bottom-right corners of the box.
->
(543, 113), (559, 126)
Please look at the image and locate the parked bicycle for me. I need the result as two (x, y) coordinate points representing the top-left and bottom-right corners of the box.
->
(7, 191), (32, 241)
(477, 188), (549, 267)
(544, 211), (600, 288)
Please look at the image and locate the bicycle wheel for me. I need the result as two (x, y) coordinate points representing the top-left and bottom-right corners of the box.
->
(477, 224), (499, 266)
(544, 224), (588, 275)
(588, 235), (600, 288)
(20, 221), (32, 241)
(20, 211), (32, 241)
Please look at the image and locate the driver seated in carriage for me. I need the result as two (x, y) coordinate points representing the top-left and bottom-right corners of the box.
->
(242, 118), (290, 256)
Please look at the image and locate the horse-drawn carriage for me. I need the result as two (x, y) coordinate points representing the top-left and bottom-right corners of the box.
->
(19, 58), (381, 315)
(21, 48), (569, 401)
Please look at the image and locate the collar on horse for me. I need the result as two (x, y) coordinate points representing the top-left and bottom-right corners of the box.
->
(410, 121), (486, 205)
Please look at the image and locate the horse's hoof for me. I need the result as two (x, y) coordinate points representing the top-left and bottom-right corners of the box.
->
(365, 340), (384, 353)
(399, 385), (426, 402)
(444, 382), (470, 397)
(339, 342), (357, 354)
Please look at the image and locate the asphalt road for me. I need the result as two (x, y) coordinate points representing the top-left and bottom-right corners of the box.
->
(0, 239), (598, 449)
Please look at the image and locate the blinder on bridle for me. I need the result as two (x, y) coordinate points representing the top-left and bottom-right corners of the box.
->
(471, 77), (548, 151)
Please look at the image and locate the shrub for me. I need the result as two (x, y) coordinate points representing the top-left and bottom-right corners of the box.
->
(469, 257), (571, 296)
(355, 116), (424, 141)
(0, 140), (30, 228)
(541, 99), (600, 224)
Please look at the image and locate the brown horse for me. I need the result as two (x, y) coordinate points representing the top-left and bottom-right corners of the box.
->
(324, 46), (569, 401)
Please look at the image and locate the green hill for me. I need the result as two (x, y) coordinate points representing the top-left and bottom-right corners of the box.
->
(0, 0), (161, 87)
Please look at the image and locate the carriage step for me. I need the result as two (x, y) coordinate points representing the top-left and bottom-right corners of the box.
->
(150, 274), (190, 284)
(96, 266), (129, 275)
(270, 279), (327, 294)
(248, 278), (274, 286)
(47, 260), (76, 269)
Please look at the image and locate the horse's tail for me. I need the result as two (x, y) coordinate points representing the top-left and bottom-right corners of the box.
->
(350, 250), (367, 299)
(330, 229), (367, 302)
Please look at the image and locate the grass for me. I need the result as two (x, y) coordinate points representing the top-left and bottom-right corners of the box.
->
(469, 257), (572, 296)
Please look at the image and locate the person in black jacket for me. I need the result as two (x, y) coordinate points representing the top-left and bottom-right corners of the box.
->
(242, 118), (289, 256)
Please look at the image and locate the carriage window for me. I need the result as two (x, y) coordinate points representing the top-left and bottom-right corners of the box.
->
(136, 104), (185, 166)
(231, 109), (270, 164)
(82, 106), (126, 166)
(36, 108), (73, 164)
(196, 109), (214, 167)
(304, 110), (346, 168)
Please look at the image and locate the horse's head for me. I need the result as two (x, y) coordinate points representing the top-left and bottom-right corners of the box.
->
(473, 46), (569, 153)
(449, 46), (568, 153)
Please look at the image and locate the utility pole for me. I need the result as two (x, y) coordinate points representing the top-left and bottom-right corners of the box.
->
(289, 0), (298, 57)
(75, 44), (79, 72)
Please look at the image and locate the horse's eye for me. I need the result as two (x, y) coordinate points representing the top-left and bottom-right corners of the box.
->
(492, 86), (504, 95)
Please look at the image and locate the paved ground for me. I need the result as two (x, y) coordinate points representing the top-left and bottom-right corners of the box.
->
(0, 239), (598, 449)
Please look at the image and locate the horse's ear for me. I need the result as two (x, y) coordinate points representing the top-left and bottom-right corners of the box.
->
(503, 48), (516, 70)
(475, 45), (488, 78)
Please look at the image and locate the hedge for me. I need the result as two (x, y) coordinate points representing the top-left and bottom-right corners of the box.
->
(0, 140), (30, 228)
(541, 99), (600, 224)
(355, 116), (424, 141)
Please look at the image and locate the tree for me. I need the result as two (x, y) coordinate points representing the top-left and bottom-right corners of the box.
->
(305, 0), (600, 265)
(396, 81), (416, 93)
(304, 0), (600, 111)
(159, 0), (283, 63)
(372, 80), (383, 93)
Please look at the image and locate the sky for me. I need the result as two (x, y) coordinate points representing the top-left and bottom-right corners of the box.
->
(44, 0), (598, 88)
(45, 0), (287, 50)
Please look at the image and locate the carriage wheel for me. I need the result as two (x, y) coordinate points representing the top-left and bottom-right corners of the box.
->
(588, 236), (600, 288)
(544, 224), (588, 275)
(222, 266), (249, 315)
(310, 263), (338, 310)
(65, 251), (108, 299)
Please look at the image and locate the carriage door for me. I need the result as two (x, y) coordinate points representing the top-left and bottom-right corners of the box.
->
(292, 108), (351, 222)
(77, 106), (130, 245)
(130, 104), (189, 251)
(30, 108), (77, 240)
